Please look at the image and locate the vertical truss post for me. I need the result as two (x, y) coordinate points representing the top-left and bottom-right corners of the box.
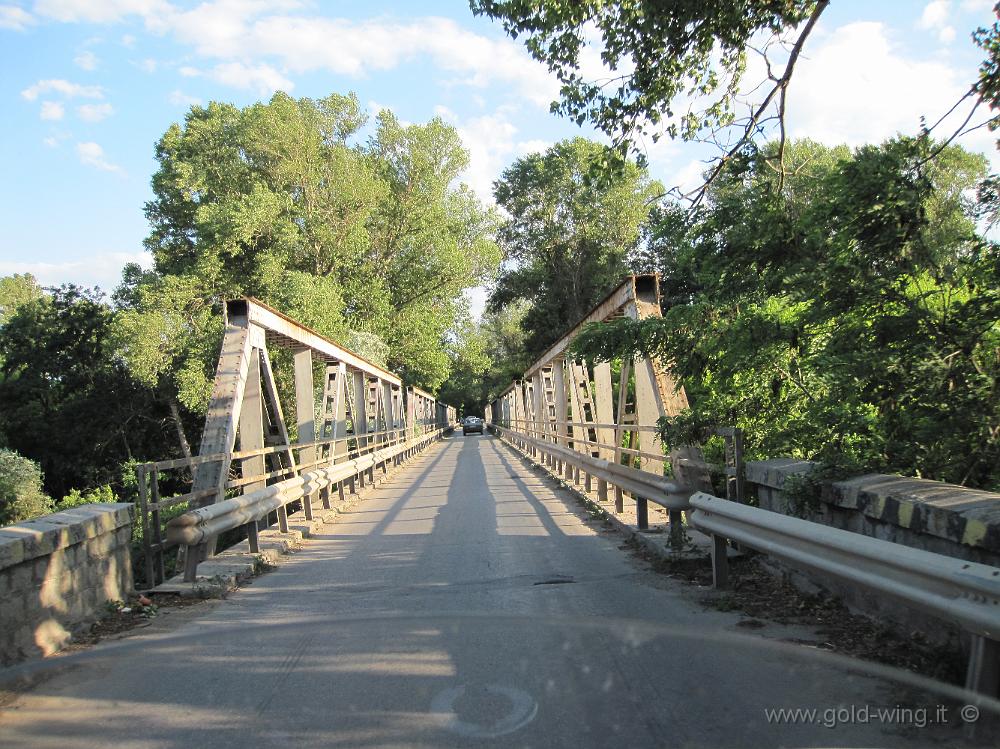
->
(293, 349), (319, 513)
(592, 361), (615, 461)
(613, 360), (631, 513)
(552, 361), (568, 478)
(353, 371), (369, 457)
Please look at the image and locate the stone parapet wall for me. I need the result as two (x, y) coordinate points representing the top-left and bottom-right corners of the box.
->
(743, 459), (1000, 644)
(0, 504), (134, 666)
(746, 459), (1000, 568)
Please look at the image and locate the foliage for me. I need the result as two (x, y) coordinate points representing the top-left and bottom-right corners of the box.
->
(436, 317), (490, 416)
(127, 92), (500, 414)
(470, 0), (820, 166)
(488, 137), (660, 357)
(56, 484), (117, 511)
(0, 273), (44, 327)
(0, 286), (184, 498)
(0, 448), (52, 526)
(437, 300), (533, 415)
(573, 138), (1000, 490)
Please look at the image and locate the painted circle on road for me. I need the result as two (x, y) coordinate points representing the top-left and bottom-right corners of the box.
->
(430, 683), (538, 738)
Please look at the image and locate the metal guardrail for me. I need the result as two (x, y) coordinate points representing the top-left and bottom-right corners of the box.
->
(166, 428), (447, 554)
(689, 492), (1000, 697)
(493, 421), (1000, 698)
(491, 423), (692, 514)
(689, 493), (1000, 637)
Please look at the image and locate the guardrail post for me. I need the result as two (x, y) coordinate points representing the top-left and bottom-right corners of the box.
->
(710, 534), (729, 589)
(247, 520), (260, 554)
(636, 496), (648, 530)
(669, 509), (686, 550)
(597, 477), (608, 502)
(966, 635), (1000, 698)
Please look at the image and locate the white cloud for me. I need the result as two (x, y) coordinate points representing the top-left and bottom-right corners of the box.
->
(77, 102), (114, 122)
(169, 89), (201, 107)
(20, 4), (561, 104)
(0, 251), (152, 291)
(32, 0), (173, 24)
(0, 4), (34, 30)
(139, 57), (157, 72)
(435, 106), (553, 201)
(230, 15), (558, 106)
(40, 101), (65, 120)
(178, 65), (200, 77)
(73, 50), (98, 70)
(21, 78), (104, 100)
(120, 33), (135, 47)
(919, 1), (951, 29)
(464, 286), (488, 321)
(515, 139), (552, 157)
(43, 136), (59, 147)
(788, 23), (972, 148)
(207, 61), (293, 94)
(916, 2), (961, 43)
(76, 141), (124, 174)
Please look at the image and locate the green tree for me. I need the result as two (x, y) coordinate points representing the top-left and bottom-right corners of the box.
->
(0, 287), (182, 498)
(574, 138), (1000, 489)
(471, 0), (826, 195)
(489, 137), (660, 357)
(0, 273), (44, 326)
(0, 449), (52, 526)
(125, 93), (499, 415)
(436, 303), (493, 415)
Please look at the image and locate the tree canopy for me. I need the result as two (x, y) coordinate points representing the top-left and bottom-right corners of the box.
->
(471, 0), (826, 197)
(125, 92), (500, 412)
(573, 137), (1000, 490)
(487, 137), (660, 357)
(0, 286), (180, 498)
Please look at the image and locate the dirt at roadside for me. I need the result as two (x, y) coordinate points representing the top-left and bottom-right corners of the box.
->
(626, 538), (967, 686)
(61, 594), (212, 651)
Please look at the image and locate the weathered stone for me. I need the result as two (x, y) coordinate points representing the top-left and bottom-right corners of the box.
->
(745, 459), (1000, 567)
(0, 531), (26, 568)
(0, 504), (135, 666)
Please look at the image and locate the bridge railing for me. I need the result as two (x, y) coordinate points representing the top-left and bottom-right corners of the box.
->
(143, 297), (455, 584)
(488, 274), (1000, 699)
(136, 423), (444, 586)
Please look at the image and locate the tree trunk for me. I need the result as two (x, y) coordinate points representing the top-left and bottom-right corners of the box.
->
(168, 398), (193, 464)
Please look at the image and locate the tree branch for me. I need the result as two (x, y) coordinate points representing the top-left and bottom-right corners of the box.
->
(685, 0), (830, 208)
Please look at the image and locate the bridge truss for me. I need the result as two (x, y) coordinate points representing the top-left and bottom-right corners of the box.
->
(487, 274), (731, 529)
(137, 298), (455, 584)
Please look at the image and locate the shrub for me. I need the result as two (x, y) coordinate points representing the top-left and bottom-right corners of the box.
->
(0, 448), (53, 526)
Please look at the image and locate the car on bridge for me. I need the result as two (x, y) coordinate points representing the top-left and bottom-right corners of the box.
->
(462, 416), (484, 435)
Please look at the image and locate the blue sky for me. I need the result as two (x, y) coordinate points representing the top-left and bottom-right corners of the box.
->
(1, 0), (998, 310)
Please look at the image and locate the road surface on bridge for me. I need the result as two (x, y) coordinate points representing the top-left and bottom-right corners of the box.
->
(0, 435), (956, 748)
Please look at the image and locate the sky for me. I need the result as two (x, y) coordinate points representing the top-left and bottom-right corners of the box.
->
(1, 0), (998, 318)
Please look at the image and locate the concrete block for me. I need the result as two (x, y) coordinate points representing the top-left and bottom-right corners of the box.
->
(8, 563), (34, 593)
(0, 531), (26, 568)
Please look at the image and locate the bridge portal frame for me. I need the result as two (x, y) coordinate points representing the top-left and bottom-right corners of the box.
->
(136, 297), (454, 584)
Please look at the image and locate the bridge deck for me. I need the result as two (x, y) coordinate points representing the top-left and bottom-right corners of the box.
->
(1, 435), (936, 747)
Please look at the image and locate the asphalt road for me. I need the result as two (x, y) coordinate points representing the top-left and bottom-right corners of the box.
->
(0, 435), (966, 748)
